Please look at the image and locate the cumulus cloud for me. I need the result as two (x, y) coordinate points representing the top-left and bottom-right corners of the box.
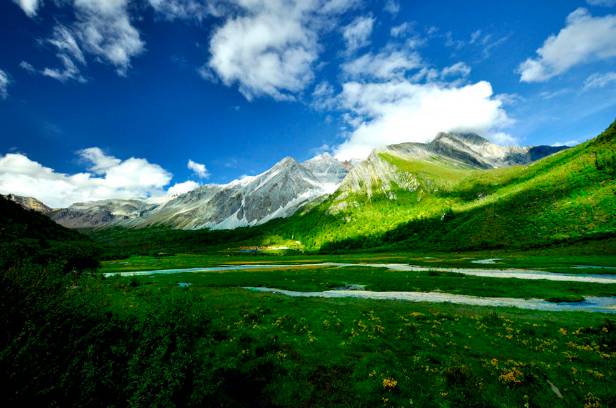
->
(78, 147), (121, 173)
(518, 8), (616, 82)
(187, 159), (210, 178)
(334, 80), (512, 160)
(0, 149), (173, 208)
(13, 0), (40, 17)
(207, 0), (356, 101)
(342, 15), (374, 52)
(342, 49), (423, 80)
(0, 70), (9, 99)
(167, 180), (200, 196)
(583, 71), (616, 89)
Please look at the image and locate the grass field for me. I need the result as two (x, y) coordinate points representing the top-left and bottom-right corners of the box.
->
(4, 192), (616, 406)
(89, 253), (616, 407)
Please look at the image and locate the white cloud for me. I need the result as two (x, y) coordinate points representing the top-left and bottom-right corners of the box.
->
(469, 30), (482, 45)
(583, 71), (616, 89)
(42, 25), (87, 82)
(42, 55), (85, 82)
(73, 0), (145, 76)
(0, 149), (173, 208)
(187, 159), (210, 178)
(342, 15), (374, 53)
(19, 61), (36, 73)
(311, 80), (337, 110)
(36, 2), (144, 81)
(334, 80), (512, 160)
(79, 147), (121, 173)
(519, 8), (616, 82)
(167, 180), (200, 196)
(0, 70), (9, 99)
(148, 0), (224, 20)
(13, 0), (40, 17)
(384, 0), (399, 16)
(551, 139), (579, 146)
(208, 0), (356, 101)
(441, 62), (471, 78)
(49, 25), (86, 64)
(390, 22), (412, 38)
(587, 0), (616, 6)
(342, 49), (423, 80)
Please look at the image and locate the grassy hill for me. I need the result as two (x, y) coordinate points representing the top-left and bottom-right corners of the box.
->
(269, 121), (616, 252)
(0, 195), (100, 271)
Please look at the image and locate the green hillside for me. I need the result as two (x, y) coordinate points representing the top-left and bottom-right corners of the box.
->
(270, 121), (616, 252)
(0, 196), (100, 271)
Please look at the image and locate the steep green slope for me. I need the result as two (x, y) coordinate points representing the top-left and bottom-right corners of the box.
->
(0, 195), (99, 271)
(271, 121), (616, 251)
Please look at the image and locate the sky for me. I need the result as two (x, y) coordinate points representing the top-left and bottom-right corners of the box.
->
(0, 0), (615, 208)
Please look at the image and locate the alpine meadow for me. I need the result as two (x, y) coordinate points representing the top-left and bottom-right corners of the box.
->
(1, 1), (615, 407)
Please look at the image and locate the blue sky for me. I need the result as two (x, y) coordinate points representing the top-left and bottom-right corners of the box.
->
(0, 0), (615, 207)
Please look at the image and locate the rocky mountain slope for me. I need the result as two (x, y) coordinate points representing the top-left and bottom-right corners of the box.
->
(128, 155), (349, 229)
(50, 199), (157, 229)
(338, 132), (566, 197)
(4, 194), (52, 214)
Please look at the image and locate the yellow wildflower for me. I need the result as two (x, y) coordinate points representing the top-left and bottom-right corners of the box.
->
(499, 367), (524, 385)
(382, 377), (398, 390)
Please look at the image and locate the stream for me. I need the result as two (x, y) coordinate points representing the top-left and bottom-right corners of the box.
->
(104, 262), (616, 284)
(245, 287), (616, 314)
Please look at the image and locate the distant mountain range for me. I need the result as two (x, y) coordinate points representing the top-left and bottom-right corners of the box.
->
(5, 133), (567, 230)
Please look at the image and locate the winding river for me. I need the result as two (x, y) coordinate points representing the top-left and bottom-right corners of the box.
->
(104, 262), (616, 284)
(104, 262), (616, 313)
(244, 287), (616, 314)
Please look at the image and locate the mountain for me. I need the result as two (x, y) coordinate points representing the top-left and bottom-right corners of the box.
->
(4, 194), (52, 214)
(50, 199), (157, 229)
(338, 132), (567, 197)
(268, 123), (615, 251)
(9, 132), (570, 233)
(127, 155), (349, 229)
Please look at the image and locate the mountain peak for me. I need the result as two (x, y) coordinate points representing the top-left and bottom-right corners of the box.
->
(4, 194), (52, 214)
(275, 156), (298, 167)
(433, 132), (490, 146)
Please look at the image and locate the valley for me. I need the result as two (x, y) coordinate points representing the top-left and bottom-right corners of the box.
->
(1, 124), (614, 407)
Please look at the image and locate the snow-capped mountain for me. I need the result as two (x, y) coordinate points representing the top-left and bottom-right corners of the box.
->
(96, 154), (347, 230)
